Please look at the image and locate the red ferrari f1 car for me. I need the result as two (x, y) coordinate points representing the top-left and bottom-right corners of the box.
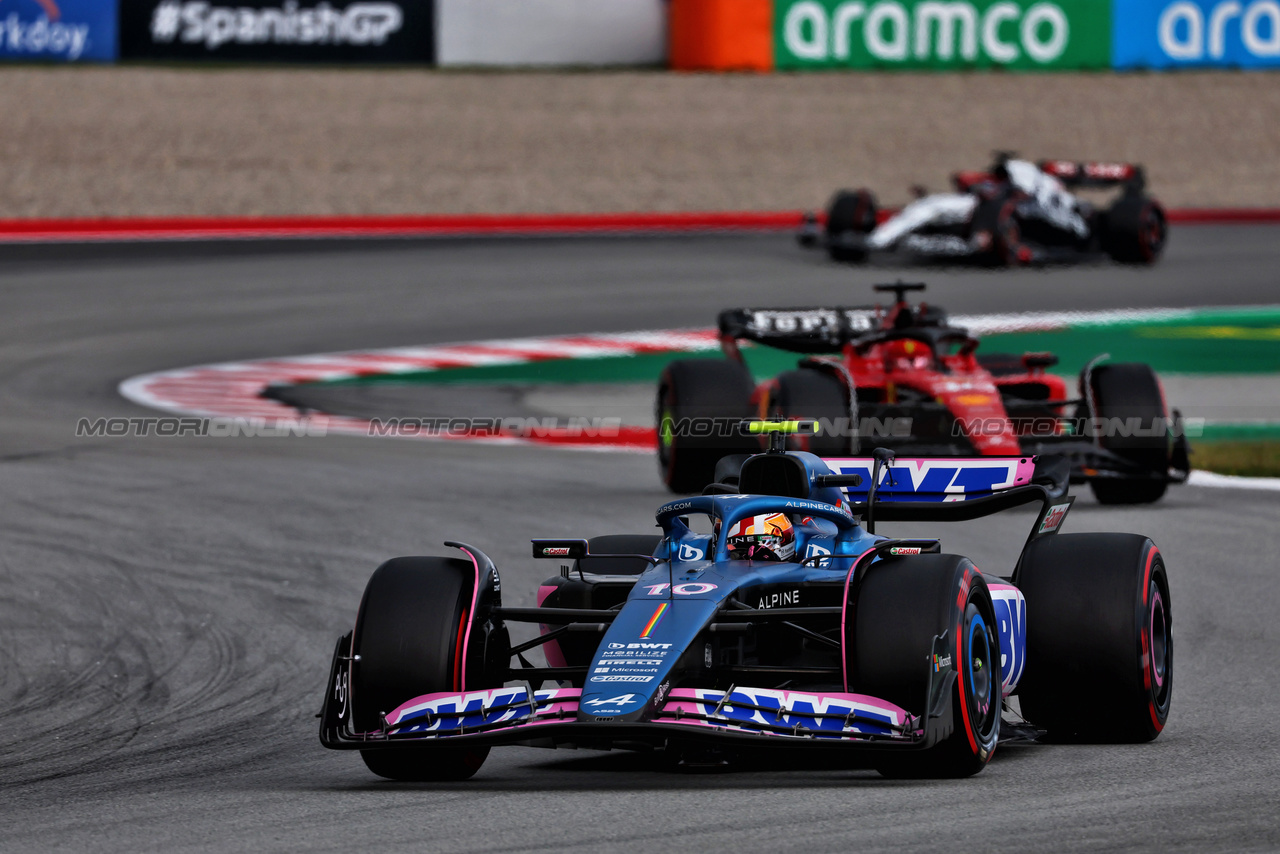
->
(656, 283), (1189, 503)
(798, 155), (1167, 266)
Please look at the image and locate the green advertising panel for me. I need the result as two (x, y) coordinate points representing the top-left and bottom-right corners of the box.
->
(775, 0), (1112, 70)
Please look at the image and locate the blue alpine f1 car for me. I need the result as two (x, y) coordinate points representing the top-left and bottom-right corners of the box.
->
(319, 422), (1172, 780)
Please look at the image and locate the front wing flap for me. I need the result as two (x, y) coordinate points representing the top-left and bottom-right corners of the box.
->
(320, 670), (931, 752)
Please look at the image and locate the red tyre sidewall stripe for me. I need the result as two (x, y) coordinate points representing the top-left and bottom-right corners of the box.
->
(955, 567), (979, 755)
(1142, 545), (1165, 733)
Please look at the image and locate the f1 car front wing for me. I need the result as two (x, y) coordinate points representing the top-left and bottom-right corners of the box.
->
(319, 636), (963, 754)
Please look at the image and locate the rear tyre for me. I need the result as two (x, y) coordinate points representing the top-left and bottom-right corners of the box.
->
(656, 359), (756, 494)
(766, 368), (855, 456)
(1016, 534), (1172, 742)
(825, 189), (877, 262)
(353, 557), (492, 781)
(972, 197), (1031, 266)
(1085, 362), (1171, 504)
(1104, 195), (1167, 264)
(853, 555), (1001, 778)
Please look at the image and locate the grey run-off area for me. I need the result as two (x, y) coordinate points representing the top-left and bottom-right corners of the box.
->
(1, 227), (1279, 852)
(2, 69), (1279, 218)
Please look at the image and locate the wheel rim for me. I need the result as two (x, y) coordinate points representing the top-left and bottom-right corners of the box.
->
(1148, 580), (1172, 706)
(656, 385), (675, 473)
(1141, 207), (1166, 259)
(659, 406), (674, 456)
(966, 612), (995, 725)
(997, 202), (1031, 265)
(960, 604), (1000, 754)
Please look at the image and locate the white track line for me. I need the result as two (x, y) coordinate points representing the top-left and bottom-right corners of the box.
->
(1186, 470), (1280, 492)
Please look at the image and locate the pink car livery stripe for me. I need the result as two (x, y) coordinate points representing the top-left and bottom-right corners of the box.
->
(655, 687), (911, 738)
(988, 582), (1028, 696)
(380, 685), (913, 741)
(386, 686), (581, 733)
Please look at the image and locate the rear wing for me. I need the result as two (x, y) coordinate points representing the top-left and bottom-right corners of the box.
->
(823, 456), (1073, 542)
(718, 307), (880, 354)
(824, 457), (1036, 503)
(1038, 160), (1145, 191)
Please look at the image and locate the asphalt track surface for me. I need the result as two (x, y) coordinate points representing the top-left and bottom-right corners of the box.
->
(3, 226), (1280, 853)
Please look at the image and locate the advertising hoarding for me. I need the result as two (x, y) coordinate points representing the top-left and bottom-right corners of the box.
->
(119, 0), (433, 62)
(0, 0), (118, 62)
(774, 0), (1112, 70)
(1112, 0), (1280, 68)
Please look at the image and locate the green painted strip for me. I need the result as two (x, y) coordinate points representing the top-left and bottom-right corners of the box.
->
(981, 308), (1280, 375)
(1198, 422), (1280, 442)
(307, 306), (1280, 389)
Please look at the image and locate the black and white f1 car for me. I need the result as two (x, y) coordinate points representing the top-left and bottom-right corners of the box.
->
(798, 156), (1167, 266)
(319, 423), (1173, 780)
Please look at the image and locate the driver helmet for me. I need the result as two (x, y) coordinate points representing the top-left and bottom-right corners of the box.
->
(883, 337), (932, 370)
(723, 513), (795, 562)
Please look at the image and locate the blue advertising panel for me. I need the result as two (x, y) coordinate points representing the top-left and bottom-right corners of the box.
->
(1114, 0), (1280, 68)
(0, 0), (118, 61)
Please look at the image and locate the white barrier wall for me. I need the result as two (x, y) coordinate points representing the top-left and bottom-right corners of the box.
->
(437, 0), (667, 66)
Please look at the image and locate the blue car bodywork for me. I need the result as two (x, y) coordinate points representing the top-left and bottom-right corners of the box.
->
(320, 448), (1061, 764)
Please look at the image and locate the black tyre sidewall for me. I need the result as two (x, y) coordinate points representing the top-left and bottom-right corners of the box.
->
(1016, 534), (1172, 742)
(853, 555), (1001, 777)
(826, 189), (876, 262)
(1085, 362), (1171, 504)
(656, 359), (756, 493)
(825, 189), (877, 237)
(352, 556), (492, 780)
(1105, 195), (1166, 264)
(767, 368), (854, 456)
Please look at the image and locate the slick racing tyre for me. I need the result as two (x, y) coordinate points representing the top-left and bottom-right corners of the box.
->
(853, 555), (1001, 778)
(765, 368), (856, 456)
(1016, 534), (1172, 742)
(825, 189), (877, 262)
(656, 359), (756, 494)
(1104, 195), (1166, 264)
(352, 556), (501, 781)
(1084, 362), (1172, 504)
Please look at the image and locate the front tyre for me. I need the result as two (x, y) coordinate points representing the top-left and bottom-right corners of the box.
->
(1016, 534), (1172, 742)
(766, 368), (855, 456)
(1104, 195), (1167, 264)
(853, 555), (1001, 778)
(825, 189), (877, 262)
(656, 359), (755, 494)
(352, 557), (496, 781)
(1085, 362), (1172, 504)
